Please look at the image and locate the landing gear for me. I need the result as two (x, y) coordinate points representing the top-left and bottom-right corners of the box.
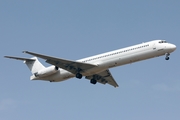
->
(90, 79), (97, 85)
(165, 53), (170, 60)
(76, 73), (82, 79)
(165, 57), (169, 60)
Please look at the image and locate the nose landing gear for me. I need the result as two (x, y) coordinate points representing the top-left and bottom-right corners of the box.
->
(165, 53), (170, 60)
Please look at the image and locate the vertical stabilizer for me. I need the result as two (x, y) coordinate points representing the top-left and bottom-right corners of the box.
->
(24, 57), (45, 74)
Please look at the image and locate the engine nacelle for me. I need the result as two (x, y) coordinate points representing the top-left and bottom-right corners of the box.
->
(34, 66), (59, 77)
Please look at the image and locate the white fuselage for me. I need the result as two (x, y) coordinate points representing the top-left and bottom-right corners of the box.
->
(35, 40), (176, 82)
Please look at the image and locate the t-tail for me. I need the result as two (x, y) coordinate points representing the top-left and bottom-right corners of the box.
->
(24, 57), (45, 74)
(4, 56), (59, 80)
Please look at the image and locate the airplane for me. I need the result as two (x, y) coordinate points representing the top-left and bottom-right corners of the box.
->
(4, 40), (176, 88)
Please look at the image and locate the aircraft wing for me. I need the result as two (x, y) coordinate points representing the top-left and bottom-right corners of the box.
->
(85, 70), (119, 87)
(23, 51), (97, 75)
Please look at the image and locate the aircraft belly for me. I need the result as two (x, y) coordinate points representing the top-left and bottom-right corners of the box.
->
(52, 70), (74, 82)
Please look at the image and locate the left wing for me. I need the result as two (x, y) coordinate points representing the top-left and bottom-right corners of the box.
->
(23, 51), (97, 75)
(85, 70), (119, 87)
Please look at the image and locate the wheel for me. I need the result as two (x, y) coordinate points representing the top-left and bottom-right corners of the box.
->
(90, 79), (97, 84)
(76, 73), (82, 79)
(165, 57), (170, 60)
(165, 53), (170, 60)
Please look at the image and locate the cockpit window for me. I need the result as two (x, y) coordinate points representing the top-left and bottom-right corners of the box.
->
(159, 40), (167, 43)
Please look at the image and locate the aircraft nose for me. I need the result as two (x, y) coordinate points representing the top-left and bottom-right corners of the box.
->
(170, 44), (176, 51)
(167, 44), (176, 52)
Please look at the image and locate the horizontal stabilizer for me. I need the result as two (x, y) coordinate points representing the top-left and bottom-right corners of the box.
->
(5, 56), (45, 74)
(4, 56), (35, 61)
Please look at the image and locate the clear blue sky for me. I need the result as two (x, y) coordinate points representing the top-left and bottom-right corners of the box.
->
(1, 1), (180, 120)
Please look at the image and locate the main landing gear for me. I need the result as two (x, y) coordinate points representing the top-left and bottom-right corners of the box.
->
(76, 73), (82, 79)
(90, 79), (97, 85)
(165, 53), (170, 60)
(76, 73), (97, 85)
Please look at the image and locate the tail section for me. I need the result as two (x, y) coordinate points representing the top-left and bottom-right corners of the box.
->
(5, 56), (59, 81)
(24, 57), (45, 74)
(4, 56), (45, 74)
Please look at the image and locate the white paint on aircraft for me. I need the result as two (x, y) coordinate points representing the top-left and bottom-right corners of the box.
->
(5, 40), (176, 87)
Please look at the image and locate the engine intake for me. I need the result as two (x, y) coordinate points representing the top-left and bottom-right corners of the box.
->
(34, 66), (59, 77)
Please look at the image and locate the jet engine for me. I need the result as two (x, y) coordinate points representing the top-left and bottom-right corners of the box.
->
(34, 66), (59, 77)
